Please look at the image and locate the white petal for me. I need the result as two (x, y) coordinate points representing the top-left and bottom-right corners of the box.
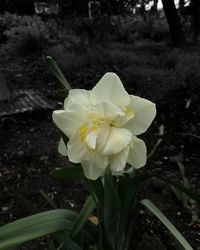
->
(110, 146), (129, 171)
(58, 138), (68, 156)
(128, 136), (147, 169)
(125, 95), (156, 135)
(85, 131), (97, 150)
(90, 72), (130, 107)
(102, 127), (132, 155)
(112, 107), (135, 127)
(82, 162), (104, 180)
(67, 132), (88, 163)
(64, 89), (91, 109)
(81, 153), (108, 180)
(96, 123), (110, 152)
(52, 105), (87, 137)
(89, 101), (123, 121)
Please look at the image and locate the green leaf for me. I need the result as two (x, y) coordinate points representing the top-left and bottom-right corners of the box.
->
(54, 232), (82, 250)
(148, 124), (164, 159)
(46, 56), (72, 91)
(47, 239), (57, 250)
(140, 199), (194, 250)
(87, 178), (104, 207)
(70, 196), (96, 238)
(51, 165), (85, 180)
(103, 168), (120, 250)
(162, 177), (200, 203)
(0, 209), (77, 250)
(40, 189), (58, 209)
(117, 173), (148, 249)
(125, 173), (200, 204)
(177, 132), (200, 140)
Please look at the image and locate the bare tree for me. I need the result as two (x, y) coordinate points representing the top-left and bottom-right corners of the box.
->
(190, 0), (200, 42)
(161, 0), (186, 47)
(179, 0), (185, 15)
(152, 0), (158, 13)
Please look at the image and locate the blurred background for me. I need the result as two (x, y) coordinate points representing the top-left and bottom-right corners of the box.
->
(0, 1), (200, 249)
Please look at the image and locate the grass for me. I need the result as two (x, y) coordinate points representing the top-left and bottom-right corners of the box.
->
(45, 40), (200, 102)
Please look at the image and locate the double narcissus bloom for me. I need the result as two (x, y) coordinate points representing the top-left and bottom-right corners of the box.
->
(53, 73), (156, 180)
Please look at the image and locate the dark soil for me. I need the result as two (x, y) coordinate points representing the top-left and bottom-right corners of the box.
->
(0, 47), (199, 250)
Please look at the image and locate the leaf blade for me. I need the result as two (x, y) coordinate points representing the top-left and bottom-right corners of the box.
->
(0, 209), (77, 250)
(51, 165), (85, 180)
(70, 196), (96, 238)
(103, 168), (120, 250)
(46, 56), (72, 91)
(140, 199), (193, 250)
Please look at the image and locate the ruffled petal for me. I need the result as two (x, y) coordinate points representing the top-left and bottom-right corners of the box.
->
(110, 146), (129, 171)
(58, 138), (68, 156)
(67, 132), (88, 163)
(81, 153), (108, 180)
(85, 130), (97, 150)
(112, 107), (135, 127)
(89, 101), (123, 121)
(125, 95), (156, 135)
(64, 89), (91, 110)
(96, 123), (110, 152)
(90, 72), (130, 107)
(128, 136), (147, 169)
(102, 127), (132, 155)
(52, 105), (87, 137)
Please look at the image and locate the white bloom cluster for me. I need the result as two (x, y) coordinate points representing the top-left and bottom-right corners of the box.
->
(53, 73), (156, 180)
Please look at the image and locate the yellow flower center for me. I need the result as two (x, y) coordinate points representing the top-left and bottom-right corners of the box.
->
(79, 118), (106, 143)
(111, 107), (135, 127)
(79, 108), (135, 144)
(124, 107), (135, 120)
(79, 124), (88, 142)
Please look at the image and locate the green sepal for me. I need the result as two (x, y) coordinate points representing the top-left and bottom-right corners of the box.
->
(47, 56), (72, 91)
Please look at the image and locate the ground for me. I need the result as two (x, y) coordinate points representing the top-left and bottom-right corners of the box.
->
(0, 41), (199, 250)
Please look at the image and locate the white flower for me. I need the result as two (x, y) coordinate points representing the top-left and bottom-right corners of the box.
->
(53, 73), (156, 180)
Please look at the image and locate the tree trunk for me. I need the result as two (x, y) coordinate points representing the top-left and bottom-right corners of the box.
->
(179, 0), (185, 15)
(161, 0), (186, 47)
(152, 0), (158, 13)
(190, 0), (200, 43)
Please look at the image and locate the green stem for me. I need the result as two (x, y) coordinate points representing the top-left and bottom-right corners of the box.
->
(85, 179), (104, 250)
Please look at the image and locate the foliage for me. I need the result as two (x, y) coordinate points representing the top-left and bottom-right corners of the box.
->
(0, 0), (35, 15)
(46, 40), (200, 93)
(0, 13), (59, 54)
(0, 58), (199, 249)
(150, 17), (169, 42)
(58, 0), (137, 16)
(0, 164), (198, 249)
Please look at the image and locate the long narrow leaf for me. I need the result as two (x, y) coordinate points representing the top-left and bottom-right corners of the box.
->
(140, 199), (193, 250)
(148, 124), (164, 159)
(161, 177), (200, 203)
(70, 196), (95, 238)
(126, 174), (200, 204)
(52, 165), (85, 180)
(0, 209), (77, 250)
(54, 232), (82, 250)
(87, 178), (104, 206)
(117, 174), (148, 248)
(103, 168), (120, 250)
(46, 56), (72, 91)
